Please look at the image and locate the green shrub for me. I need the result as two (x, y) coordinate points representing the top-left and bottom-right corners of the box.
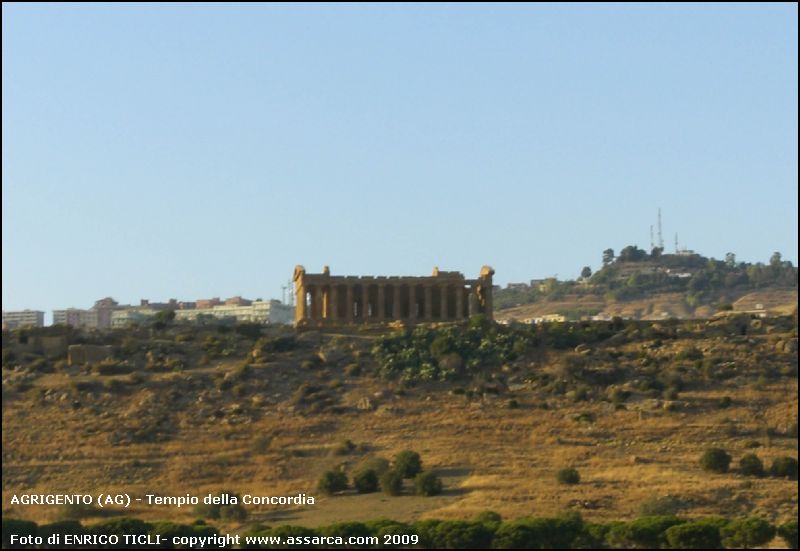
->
(87, 517), (152, 537)
(769, 456), (798, 479)
(474, 511), (502, 528)
(739, 453), (765, 477)
(427, 520), (494, 548)
(393, 450), (423, 478)
(317, 470), (348, 495)
(492, 513), (589, 549)
(717, 396), (733, 408)
(414, 472), (443, 496)
(353, 469), (379, 494)
(778, 520), (798, 549)
(556, 468), (580, 485)
(700, 448), (731, 473)
(720, 517), (776, 549)
(37, 520), (85, 540)
(379, 470), (403, 496)
(2, 519), (38, 549)
(606, 516), (685, 549)
(664, 519), (723, 549)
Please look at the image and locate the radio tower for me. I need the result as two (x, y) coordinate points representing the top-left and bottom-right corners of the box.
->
(657, 208), (664, 249)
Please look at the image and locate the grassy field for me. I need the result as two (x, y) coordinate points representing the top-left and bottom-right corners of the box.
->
(2, 316), (797, 536)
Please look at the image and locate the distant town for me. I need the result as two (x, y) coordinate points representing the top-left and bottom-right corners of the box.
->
(1, 296), (294, 330)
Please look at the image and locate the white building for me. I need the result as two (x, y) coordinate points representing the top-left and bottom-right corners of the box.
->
(111, 308), (162, 328)
(52, 308), (99, 328)
(2, 310), (45, 330)
(174, 300), (293, 325)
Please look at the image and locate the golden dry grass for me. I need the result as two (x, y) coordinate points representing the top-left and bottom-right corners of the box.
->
(2, 330), (797, 530)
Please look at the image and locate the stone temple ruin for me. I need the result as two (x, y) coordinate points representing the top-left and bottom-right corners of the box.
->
(293, 266), (494, 326)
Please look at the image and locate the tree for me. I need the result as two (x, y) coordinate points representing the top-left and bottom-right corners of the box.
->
(317, 470), (348, 495)
(353, 469), (379, 494)
(602, 248), (615, 266)
(700, 448), (731, 473)
(769, 457), (798, 480)
(580, 266), (592, 279)
(393, 450), (423, 478)
(739, 454), (765, 477)
(154, 310), (176, 324)
(778, 520), (798, 549)
(556, 468), (580, 485)
(721, 517), (775, 549)
(414, 472), (443, 496)
(725, 252), (736, 268)
(665, 520), (723, 549)
(606, 516), (685, 549)
(379, 470), (403, 496)
(618, 245), (648, 262)
(770, 251), (783, 268)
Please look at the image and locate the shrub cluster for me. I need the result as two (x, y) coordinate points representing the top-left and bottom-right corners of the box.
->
(4, 513), (793, 549)
(317, 450), (443, 498)
(371, 322), (529, 383)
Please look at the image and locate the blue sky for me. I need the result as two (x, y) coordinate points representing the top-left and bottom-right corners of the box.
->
(3, 3), (797, 317)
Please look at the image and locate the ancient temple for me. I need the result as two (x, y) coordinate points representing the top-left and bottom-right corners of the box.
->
(293, 266), (494, 326)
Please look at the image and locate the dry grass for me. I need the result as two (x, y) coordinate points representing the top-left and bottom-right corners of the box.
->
(2, 328), (797, 530)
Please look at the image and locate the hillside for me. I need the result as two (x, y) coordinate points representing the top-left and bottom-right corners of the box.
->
(2, 315), (797, 541)
(496, 288), (798, 324)
(495, 248), (798, 321)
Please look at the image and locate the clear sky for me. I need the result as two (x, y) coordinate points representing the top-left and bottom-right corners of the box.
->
(3, 3), (797, 318)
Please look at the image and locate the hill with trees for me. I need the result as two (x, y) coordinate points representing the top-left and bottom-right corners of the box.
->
(495, 248), (797, 321)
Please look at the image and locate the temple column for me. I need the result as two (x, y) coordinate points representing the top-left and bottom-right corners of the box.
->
(316, 287), (325, 320)
(482, 284), (493, 319)
(362, 284), (370, 320)
(377, 285), (385, 320)
(345, 285), (354, 322)
(409, 285), (416, 321)
(469, 287), (478, 316)
(393, 286), (401, 320)
(329, 285), (338, 321)
(424, 285), (433, 320)
(295, 284), (306, 321)
(440, 285), (448, 320)
(455, 286), (464, 320)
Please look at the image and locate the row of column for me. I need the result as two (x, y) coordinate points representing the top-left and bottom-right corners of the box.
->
(297, 282), (484, 323)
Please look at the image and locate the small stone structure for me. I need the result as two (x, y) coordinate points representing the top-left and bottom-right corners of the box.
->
(293, 266), (494, 326)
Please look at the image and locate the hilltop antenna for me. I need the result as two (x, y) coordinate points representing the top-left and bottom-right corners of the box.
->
(674, 233), (679, 253)
(657, 208), (664, 249)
